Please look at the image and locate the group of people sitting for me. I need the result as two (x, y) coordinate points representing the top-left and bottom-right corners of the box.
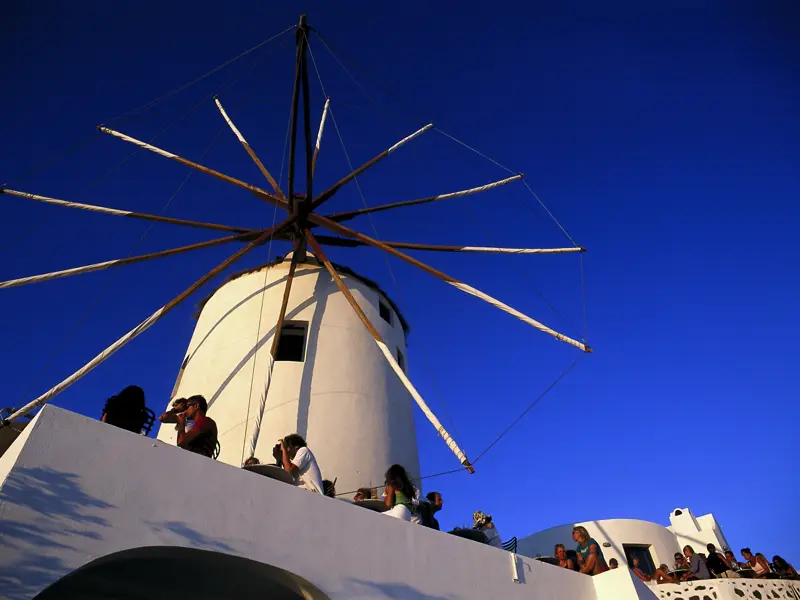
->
(550, 527), (797, 583)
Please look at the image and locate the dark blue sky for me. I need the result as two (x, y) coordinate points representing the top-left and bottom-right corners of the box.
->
(2, 1), (798, 562)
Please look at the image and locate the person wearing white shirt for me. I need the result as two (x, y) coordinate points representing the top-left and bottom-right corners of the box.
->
(279, 434), (323, 494)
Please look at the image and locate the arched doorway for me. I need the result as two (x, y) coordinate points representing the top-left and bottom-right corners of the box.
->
(34, 546), (329, 600)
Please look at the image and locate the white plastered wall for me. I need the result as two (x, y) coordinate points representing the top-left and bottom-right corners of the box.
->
(156, 256), (418, 495)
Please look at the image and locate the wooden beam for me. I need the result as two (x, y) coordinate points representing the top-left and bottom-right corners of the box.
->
(214, 96), (285, 199)
(2, 215), (296, 425)
(1, 188), (257, 234)
(308, 214), (591, 353)
(311, 235), (586, 254)
(0, 230), (265, 289)
(325, 174), (523, 223)
(308, 123), (433, 212)
(311, 97), (330, 177)
(305, 229), (474, 472)
(98, 127), (289, 213)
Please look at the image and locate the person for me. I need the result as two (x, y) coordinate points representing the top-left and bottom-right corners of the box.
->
(653, 564), (677, 584)
(159, 397), (193, 432)
(674, 552), (690, 571)
(382, 464), (415, 520)
(681, 545), (711, 580)
(424, 491), (443, 530)
(706, 543), (739, 578)
(573, 526), (609, 575)
(630, 557), (651, 583)
(609, 558), (619, 570)
(772, 556), (797, 578)
(556, 544), (576, 570)
(173, 395), (217, 458)
(322, 479), (336, 498)
(278, 434), (323, 494)
(243, 456), (260, 467)
(725, 550), (741, 570)
(473, 511), (503, 549)
(354, 487), (373, 501)
(741, 549), (772, 578)
(102, 385), (148, 434)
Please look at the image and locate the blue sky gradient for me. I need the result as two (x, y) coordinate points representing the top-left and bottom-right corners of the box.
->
(2, 1), (798, 562)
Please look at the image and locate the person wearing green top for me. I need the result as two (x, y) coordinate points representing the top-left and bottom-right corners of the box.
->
(383, 464), (415, 521)
(573, 526), (609, 575)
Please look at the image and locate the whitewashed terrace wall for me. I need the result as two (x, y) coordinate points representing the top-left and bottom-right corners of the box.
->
(1, 407), (606, 600)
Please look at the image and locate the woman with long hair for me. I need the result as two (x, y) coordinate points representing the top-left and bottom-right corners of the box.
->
(573, 526), (609, 575)
(382, 464), (415, 521)
(772, 556), (797, 578)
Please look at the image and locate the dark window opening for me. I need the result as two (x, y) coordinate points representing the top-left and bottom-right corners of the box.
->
(379, 299), (392, 325)
(397, 348), (406, 373)
(623, 544), (656, 576)
(275, 322), (307, 362)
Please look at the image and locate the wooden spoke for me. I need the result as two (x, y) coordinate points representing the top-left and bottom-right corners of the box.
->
(0, 231), (264, 290)
(308, 214), (591, 353)
(311, 97), (330, 177)
(3, 215), (296, 425)
(305, 229), (475, 472)
(326, 175), (523, 223)
(309, 123), (433, 212)
(98, 126), (290, 212)
(311, 235), (586, 254)
(1, 188), (257, 234)
(214, 96), (285, 200)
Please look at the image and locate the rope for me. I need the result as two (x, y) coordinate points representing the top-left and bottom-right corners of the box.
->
(306, 38), (467, 451)
(107, 25), (295, 126)
(241, 82), (294, 464)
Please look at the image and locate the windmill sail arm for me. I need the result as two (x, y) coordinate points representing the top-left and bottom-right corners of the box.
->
(311, 235), (585, 254)
(305, 229), (474, 472)
(309, 213), (591, 353)
(311, 97), (330, 177)
(0, 231), (263, 290)
(309, 123), (433, 212)
(98, 126), (289, 213)
(325, 174), (523, 223)
(1, 216), (296, 426)
(214, 96), (286, 200)
(1, 188), (255, 234)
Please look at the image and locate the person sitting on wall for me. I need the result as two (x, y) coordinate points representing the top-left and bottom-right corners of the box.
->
(424, 491), (444, 530)
(573, 526), (610, 575)
(674, 552), (690, 571)
(278, 434), (323, 494)
(102, 385), (148, 434)
(653, 564), (677, 584)
(323, 479), (336, 498)
(609, 558), (619, 569)
(741, 549), (774, 578)
(681, 545), (711, 580)
(354, 487), (373, 502)
(630, 557), (652, 582)
(174, 395), (217, 458)
(772, 556), (797, 578)
(473, 511), (503, 549)
(382, 464), (415, 520)
(725, 550), (741, 570)
(706, 543), (739, 578)
(243, 456), (260, 467)
(556, 544), (576, 570)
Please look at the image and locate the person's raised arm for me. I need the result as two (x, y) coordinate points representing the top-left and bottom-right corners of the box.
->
(159, 410), (178, 423)
(280, 440), (298, 475)
(384, 484), (396, 509)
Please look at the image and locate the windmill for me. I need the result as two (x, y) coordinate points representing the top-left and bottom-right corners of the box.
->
(0, 15), (590, 480)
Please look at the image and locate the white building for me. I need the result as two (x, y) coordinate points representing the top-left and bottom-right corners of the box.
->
(157, 254), (419, 495)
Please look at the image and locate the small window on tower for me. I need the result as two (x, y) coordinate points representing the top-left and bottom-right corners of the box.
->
(275, 322), (307, 362)
(397, 348), (406, 373)
(379, 298), (392, 324)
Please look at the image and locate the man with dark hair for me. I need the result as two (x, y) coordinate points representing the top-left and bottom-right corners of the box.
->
(102, 385), (148, 434)
(175, 395), (217, 458)
(278, 434), (323, 494)
(681, 545), (711, 580)
(706, 543), (739, 578)
(424, 491), (443, 530)
(608, 558), (619, 569)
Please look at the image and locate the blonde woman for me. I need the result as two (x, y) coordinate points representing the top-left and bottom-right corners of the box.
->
(573, 526), (609, 575)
